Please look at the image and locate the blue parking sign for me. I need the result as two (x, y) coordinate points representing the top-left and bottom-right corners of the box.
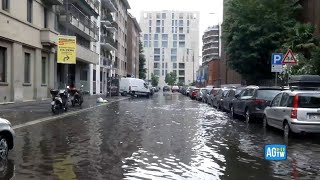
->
(272, 53), (283, 65)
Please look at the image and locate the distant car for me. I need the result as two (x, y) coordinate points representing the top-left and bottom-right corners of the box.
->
(222, 87), (245, 112)
(190, 88), (199, 100)
(231, 86), (282, 123)
(172, 86), (180, 92)
(196, 88), (208, 101)
(215, 89), (231, 110)
(208, 88), (221, 106)
(163, 86), (170, 92)
(0, 118), (15, 160)
(186, 86), (196, 96)
(202, 88), (213, 104)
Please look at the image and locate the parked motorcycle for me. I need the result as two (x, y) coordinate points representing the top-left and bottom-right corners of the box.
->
(50, 88), (69, 114)
(68, 85), (84, 107)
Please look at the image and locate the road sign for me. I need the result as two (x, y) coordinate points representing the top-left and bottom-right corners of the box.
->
(282, 49), (297, 65)
(272, 65), (283, 73)
(57, 35), (77, 64)
(271, 53), (283, 65)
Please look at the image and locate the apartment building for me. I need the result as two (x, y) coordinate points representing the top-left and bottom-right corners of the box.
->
(140, 10), (200, 87)
(127, 13), (141, 78)
(202, 25), (219, 63)
(0, 0), (61, 103)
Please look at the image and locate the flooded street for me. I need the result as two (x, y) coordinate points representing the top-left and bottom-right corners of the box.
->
(6, 93), (320, 179)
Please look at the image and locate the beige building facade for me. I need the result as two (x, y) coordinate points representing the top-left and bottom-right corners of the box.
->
(0, 0), (59, 103)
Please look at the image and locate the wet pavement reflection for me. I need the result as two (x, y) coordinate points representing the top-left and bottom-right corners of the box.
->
(7, 93), (320, 179)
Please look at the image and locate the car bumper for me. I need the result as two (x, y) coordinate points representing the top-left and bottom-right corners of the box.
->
(250, 110), (264, 119)
(290, 122), (320, 133)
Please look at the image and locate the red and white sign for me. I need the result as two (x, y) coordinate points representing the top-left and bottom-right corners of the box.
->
(281, 49), (297, 65)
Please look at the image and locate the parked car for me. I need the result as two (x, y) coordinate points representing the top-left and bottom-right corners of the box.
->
(208, 88), (221, 106)
(264, 75), (320, 137)
(172, 86), (180, 92)
(202, 88), (213, 104)
(119, 78), (151, 97)
(196, 88), (208, 101)
(222, 87), (246, 112)
(180, 86), (188, 95)
(186, 86), (196, 96)
(215, 89), (231, 110)
(230, 86), (282, 123)
(0, 118), (15, 160)
(190, 88), (199, 100)
(163, 86), (170, 92)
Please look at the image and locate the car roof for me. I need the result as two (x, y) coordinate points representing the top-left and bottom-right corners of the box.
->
(245, 85), (281, 90)
(282, 90), (320, 95)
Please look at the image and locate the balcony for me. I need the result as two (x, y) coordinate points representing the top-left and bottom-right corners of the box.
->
(103, 21), (118, 32)
(69, 0), (100, 17)
(40, 28), (59, 46)
(101, 13), (113, 26)
(76, 44), (99, 64)
(42, 0), (63, 5)
(58, 4), (99, 42)
(101, 0), (118, 12)
(100, 56), (113, 69)
(100, 35), (117, 51)
(202, 45), (219, 52)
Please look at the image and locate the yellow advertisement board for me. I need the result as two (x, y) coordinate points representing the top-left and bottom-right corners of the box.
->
(57, 35), (76, 64)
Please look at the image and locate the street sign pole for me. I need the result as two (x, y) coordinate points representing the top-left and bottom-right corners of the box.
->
(275, 72), (278, 86)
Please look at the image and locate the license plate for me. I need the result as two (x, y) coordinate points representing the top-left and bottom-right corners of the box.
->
(51, 101), (55, 105)
(308, 114), (320, 120)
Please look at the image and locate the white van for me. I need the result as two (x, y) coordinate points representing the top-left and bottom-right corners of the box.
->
(119, 78), (151, 97)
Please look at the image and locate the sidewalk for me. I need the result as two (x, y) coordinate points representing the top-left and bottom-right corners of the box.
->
(0, 94), (126, 126)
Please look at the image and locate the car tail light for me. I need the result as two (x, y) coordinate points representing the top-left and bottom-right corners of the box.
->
(291, 95), (299, 119)
(254, 99), (265, 104)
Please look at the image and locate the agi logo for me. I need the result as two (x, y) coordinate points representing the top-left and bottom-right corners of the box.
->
(264, 144), (287, 161)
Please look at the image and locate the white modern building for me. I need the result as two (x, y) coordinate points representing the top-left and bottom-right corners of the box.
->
(139, 10), (200, 87)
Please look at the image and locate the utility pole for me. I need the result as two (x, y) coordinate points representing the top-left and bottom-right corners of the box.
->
(65, 0), (69, 89)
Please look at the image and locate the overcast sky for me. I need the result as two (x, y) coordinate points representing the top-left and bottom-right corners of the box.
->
(127, 0), (224, 57)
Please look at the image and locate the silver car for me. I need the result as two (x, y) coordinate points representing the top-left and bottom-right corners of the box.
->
(264, 90), (320, 137)
(0, 118), (15, 159)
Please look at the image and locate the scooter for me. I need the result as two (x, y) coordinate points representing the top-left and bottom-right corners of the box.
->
(50, 88), (69, 114)
(68, 85), (84, 107)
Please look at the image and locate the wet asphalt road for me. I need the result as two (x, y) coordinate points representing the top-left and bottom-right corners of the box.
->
(3, 93), (320, 179)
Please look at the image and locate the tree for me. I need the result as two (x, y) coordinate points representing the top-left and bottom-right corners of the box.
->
(165, 72), (177, 86)
(223, 0), (301, 84)
(177, 81), (184, 86)
(139, 41), (147, 80)
(150, 73), (159, 87)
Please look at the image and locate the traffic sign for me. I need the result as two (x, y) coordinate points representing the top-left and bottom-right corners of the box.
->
(271, 53), (283, 65)
(272, 65), (283, 73)
(282, 49), (297, 65)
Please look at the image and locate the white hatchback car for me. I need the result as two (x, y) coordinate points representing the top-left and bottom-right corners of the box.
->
(264, 90), (320, 137)
(0, 118), (15, 159)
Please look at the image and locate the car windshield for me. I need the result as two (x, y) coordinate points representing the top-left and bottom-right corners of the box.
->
(298, 93), (320, 108)
(257, 89), (281, 100)
(201, 89), (207, 93)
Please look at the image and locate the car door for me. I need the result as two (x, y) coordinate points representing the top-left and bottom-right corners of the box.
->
(237, 89), (254, 116)
(266, 93), (282, 128)
(224, 90), (233, 110)
(233, 89), (247, 114)
(276, 93), (290, 128)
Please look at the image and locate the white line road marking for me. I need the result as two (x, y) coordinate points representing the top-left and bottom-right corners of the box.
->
(12, 97), (129, 130)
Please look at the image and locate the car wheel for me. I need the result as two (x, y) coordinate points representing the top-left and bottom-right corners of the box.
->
(284, 121), (291, 138)
(263, 115), (269, 128)
(245, 109), (251, 123)
(0, 137), (8, 160)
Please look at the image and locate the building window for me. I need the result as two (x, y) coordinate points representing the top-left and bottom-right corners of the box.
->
(173, 41), (177, 47)
(173, 70), (177, 75)
(173, 63), (177, 69)
(162, 13), (166, 19)
(41, 57), (46, 84)
(144, 34), (148, 40)
(179, 34), (185, 40)
(162, 27), (164, 33)
(154, 55), (160, 61)
(179, 13), (183, 19)
(149, 27), (152, 33)
(171, 27), (174, 33)
(172, 20), (174, 26)
(179, 27), (183, 33)
(162, 34), (168, 41)
(162, 62), (164, 68)
(44, 8), (48, 28)
(187, 27), (190, 33)
(173, 34), (177, 40)
(154, 41), (159, 47)
(27, 0), (33, 23)
(162, 70), (164, 76)
(171, 48), (177, 55)
(154, 63), (160, 69)
(179, 41), (185, 47)
(187, 20), (190, 26)
(80, 69), (88, 81)
(0, 47), (6, 82)
(179, 70), (185, 75)
(175, 27), (177, 33)
(154, 70), (160, 76)
(172, 13), (174, 19)
(93, 69), (96, 81)
(2, 0), (9, 11)
(162, 41), (168, 48)
(154, 34), (159, 40)
(149, 20), (152, 26)
(179, 20), (183, 26)
(24, 53), (31, 83)
(162, 20), (164, 26)
(171, 56), (177, 62)
(154, 48), (160, 54)
(179, 63), (185, 68)
(156, 20), (161, 26)
(144, 41), (148, 47)
(165, 62), (168, 68)
(156, 27), (160, 33)
(156, 13), (161, 19)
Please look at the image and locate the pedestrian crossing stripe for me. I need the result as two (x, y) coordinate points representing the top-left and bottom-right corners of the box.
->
(282, 49), (297, 65)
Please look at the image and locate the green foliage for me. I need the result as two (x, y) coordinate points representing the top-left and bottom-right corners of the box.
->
(151, 73), (159, 87)
(165, 72), (177, 86)
(177, 81), (184, 86)
(223, 0), (302, 84)
(189, 81), (196, 86)
(139, 41), (147, 80)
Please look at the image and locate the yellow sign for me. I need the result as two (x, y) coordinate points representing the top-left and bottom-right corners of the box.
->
(57, 35), (76, 64)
